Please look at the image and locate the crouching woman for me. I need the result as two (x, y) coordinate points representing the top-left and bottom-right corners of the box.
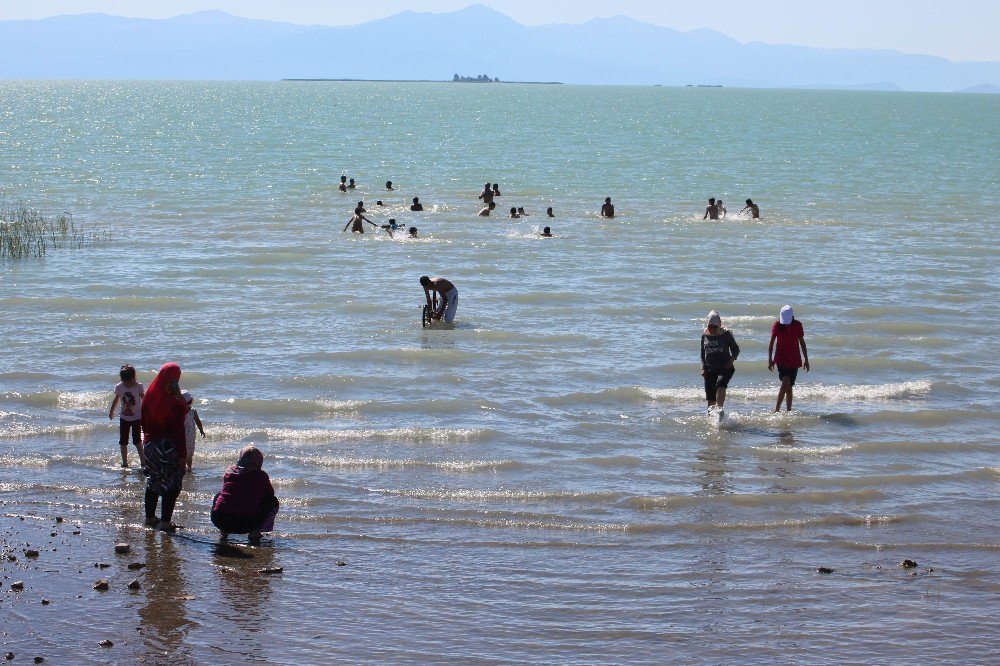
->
(211, 445), (279, 543)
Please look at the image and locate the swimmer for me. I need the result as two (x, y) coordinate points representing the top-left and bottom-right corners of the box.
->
(492, 184), (501, 198)
(386, 180), (394, 191)
(478, 202), (496, 217)
(348, 178), (356, 189)
(343, 205), (377, 233)
(479, 183), (494, 205)
(355, 201), (367, 213)
(546, 207), (554, 218)
(601, 197), (615, 218)
(517, 207), (530, 216)
(410, 197), (424, 211)
(540, 226), (553, 237)
(703, 198), (719, 221)
(338, 175), (347, 192)
(380, 218), (401, 237)
(408, 227), (418, 238)
(740, 199), (760, 219)
(376, 200), (384, 206)
(420, 275), (458, 323)
(717, 199), (727, 218)
(509, 207), (520, 219)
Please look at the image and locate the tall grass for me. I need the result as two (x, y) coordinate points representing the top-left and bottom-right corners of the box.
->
(0, 204), (111, 260)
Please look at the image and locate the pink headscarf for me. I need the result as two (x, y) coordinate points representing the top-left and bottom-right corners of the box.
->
(141, 362), (190, 458)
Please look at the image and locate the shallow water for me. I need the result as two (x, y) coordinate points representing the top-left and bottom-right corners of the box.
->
(0, 81), (998, 663)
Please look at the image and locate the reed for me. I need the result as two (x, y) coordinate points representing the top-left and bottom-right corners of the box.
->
(0, 203), (111, 260)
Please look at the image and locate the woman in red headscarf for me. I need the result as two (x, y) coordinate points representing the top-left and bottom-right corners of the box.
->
(140, 362), (190, 531)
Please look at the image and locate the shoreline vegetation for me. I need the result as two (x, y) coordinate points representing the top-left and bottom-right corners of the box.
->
(0, 203), (111, 260)
(282, 78), (563, 85)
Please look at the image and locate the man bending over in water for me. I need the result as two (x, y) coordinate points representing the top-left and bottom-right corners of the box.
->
(740, 199), (760, 219)
(420, 276), (458, 323)
(478, 202), (496, 216)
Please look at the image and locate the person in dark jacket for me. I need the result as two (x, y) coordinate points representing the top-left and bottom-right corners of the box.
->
(700, 310), (740, 417)
(211, 445), (279, 544)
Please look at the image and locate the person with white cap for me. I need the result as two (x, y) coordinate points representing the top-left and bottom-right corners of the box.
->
(700, 310), (740, 417)
(768, 305), (810, 412)
(181, 391), (206, 471)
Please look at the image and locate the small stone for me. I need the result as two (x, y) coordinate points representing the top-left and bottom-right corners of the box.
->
(34, 658), (44, 664)
(900, 559), (918, 568)
(49, 532), (57, 537)
(97, 563), (111, 569)
(98, 640), (113, 648)
(127, 579), (141, 590)
(336, 561), (347, 566)
(4, 652), (13, 661)
(55, 517), (63, 523)
(114, 543), (130, 555)
(93, 579), (109, 591)
(72, 530), (81, 535)
(11, 581), (24, 590)
(258, 567), (283, 575)
(817, 567), (834, 574)
(7, 555), (15, 562)
(41, 598), (50, 605)
(127, 562), (146, 570)
(24, 549), (39, 558)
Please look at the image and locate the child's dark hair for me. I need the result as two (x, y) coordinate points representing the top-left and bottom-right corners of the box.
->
(120, 364), (136, 381)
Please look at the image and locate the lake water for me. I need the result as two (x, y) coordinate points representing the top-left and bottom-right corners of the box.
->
(0, 81), (998, 663)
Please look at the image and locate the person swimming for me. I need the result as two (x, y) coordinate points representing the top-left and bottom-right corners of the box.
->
(740, 199), (760, 219)
(338, 175), (347, 192)
(348, 178), (356, 189)
(509, 207), (520, 218)
(343, 204), (377, 233)
(478, 202), (496, 216)
(492, 184), (501, 198)
(408, 227), (418, 238)
(703, 198), (719, 220)
(479, 183), (494, 205)
(517, 207), (530, 217)
(385, 180), (394, 191)
(380, 218), (401, 237)
(376, 200), (384, 206)
(541, 226), (553, 237)
(410, 197), (424, 211)
(717, 199), (727, 218)
(546, 207), (554, 218)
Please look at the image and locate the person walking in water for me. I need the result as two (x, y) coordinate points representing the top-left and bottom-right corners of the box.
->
(740, 199), (760, 219)
(768, 305), (809, 412)
(703, 198), (720, 220)
(478, 202), (496, 216)
(479, 183), (494, 205)
(601, 197), (615, 218)
(343, 203), (377, 233)
(700, 310), (740, 417)
(716, 199), (727, 218)
(338, 175), (348, 192)
(108, 364), (145, 469)
(420, 275), (458, 323)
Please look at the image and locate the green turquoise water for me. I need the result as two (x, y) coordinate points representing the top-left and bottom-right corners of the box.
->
(0, 82), (998, 663)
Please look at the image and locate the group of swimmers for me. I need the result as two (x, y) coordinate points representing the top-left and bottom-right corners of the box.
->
(704, 197), (760, 220)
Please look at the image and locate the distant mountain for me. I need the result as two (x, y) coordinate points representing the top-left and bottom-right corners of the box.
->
(1, 5), (998, 92)
(956, 83), (1000, 94)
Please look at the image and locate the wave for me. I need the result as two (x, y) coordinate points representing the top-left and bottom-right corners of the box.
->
(628, 488), (884, 509)
(542, 380), (934, 407)
(204, 424), (497, 445)
(291, 455), (522, 472)
(369, 488), (623, 502)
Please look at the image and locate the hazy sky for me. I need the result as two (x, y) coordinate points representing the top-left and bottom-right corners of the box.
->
(0, 0), (997, 62)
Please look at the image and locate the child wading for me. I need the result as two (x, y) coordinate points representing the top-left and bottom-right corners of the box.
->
(768, 305), (810, 411)
(108, 364), (145, 468)
(211, 445), (280, 544)
(181, 391), (205, 471)
(700, 310), (740, 417)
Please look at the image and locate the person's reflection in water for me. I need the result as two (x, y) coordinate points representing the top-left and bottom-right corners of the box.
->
(696, 433), (735, 496)
(138, 531), (194, 660)
(211, 543), (278, 661)
(758, 429), (805, 495)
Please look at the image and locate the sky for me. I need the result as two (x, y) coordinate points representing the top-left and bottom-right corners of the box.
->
(0, 0), (997, 62)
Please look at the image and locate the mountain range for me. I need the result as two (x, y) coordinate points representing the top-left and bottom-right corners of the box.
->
(1, 4), (997, 92)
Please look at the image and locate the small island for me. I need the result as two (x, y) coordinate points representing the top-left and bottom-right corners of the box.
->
(453, 74), (500, 83)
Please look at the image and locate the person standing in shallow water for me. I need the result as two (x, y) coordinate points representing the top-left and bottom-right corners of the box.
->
(141, 362), (190, 531)
(601, 197), (615, 218)
(700, 310), (740, 417)
(768, 305), (810, 412)
(704, 198), (719, 220)
(740, 199), (760, 219)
